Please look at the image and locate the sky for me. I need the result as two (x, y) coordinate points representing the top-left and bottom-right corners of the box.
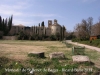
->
(0, 0), (100, 31)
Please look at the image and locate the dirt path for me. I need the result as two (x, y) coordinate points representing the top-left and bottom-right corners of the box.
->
(66, 40), (100, 52)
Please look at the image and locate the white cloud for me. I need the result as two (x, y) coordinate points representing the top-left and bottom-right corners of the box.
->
(13, 20), (35, 25)
(0, 10), (23, 16)
(0, 3), (27, 16)
(0, 0), (63, 26)
(0, 1), (57, 17)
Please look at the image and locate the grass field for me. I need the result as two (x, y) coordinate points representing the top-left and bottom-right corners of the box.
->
(0, 40), (69, 60)
(0, 40), (100, 75)
(79, 39), (100, 48)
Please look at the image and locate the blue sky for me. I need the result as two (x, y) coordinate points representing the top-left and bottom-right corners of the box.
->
(0, 0), (100, 31)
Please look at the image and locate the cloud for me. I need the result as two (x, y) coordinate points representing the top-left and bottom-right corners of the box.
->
(13, 19), (37, 26)
(0, 0), (34, 16)
(0, 0), (57, 17)
(0, 0), (63, 26)
(0, 3), (28, 16)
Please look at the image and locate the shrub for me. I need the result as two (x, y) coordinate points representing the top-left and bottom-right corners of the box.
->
(72, 38), (80, 42)
(50, 35), (57, 41)
(17, 31), (25, 40)
(0, 31), (3, 39)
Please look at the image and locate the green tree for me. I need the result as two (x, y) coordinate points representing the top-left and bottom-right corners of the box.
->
(60, 26), (63, 41)
(8, 15), (13, 31)
(62, 25), (66, 39)
(0, 15), (13, 35)
(38, 23), (40, 27)
(0, 16), (3, 31)
(44, 27), (46, 36)
(36, 26), (37, 34)
(56, 32), (60, 40)
(62, 25), (66, 40)
(41, 21), (44, 27)
(18, 31), (25, 40)
(50, 35), (57, 41)
(33, 26), (35, 34)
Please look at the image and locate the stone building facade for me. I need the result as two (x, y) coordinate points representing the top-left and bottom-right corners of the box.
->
(9, 19), (66, 36)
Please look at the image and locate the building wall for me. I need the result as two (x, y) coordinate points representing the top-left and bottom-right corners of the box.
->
(9, 19), (63, 36)
(46, 28), (51, 36)
(51, 25), (61, 35)
(9, 25), (24, 35)
(18, 26), (24, 32)
(9, 26), (18, 35)
(3, 36), (17, 40)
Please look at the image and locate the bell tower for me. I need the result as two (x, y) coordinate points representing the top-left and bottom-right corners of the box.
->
(54, 19), (57, 24)
(48, 20), (52, 28)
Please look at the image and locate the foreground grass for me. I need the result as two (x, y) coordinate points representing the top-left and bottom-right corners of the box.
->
(0, 40), (100, 75)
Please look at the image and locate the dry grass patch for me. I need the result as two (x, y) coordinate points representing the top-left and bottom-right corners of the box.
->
(0, 40), (68, 61)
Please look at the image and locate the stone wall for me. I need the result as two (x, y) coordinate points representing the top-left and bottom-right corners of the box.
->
(3, 36), (17, 40)
(46, 28), (51, 36)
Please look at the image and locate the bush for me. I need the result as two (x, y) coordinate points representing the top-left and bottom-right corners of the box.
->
(50, 35), (57, 41)
(17, 31), (25, 40)
(72, 38), (80, 42)
(0, 36), (2, 39)
(0, 31), (3, 39)
(79, 39), (100, 48)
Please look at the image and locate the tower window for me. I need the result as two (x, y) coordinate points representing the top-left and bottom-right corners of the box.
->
(54, 22), (56, 23)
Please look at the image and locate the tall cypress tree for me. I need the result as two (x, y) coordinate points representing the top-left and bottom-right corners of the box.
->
(0, 15), (13, 35)
(62, 25), (66, 40)
(2, 19), (5, 32)
(33, 25), (35, 34)
(36, 26), (37, 34)
(41, 21), (44, 36)
(45, 27), (46, 36)
(8, 15), (13, 31)
(4, 18), (8, 35)
(38, 23), (40, 35)
(0, 16), (2, 31)
(41, 21), (44, 27)
(39, 23), (40, 27)
(62, 25), (64, 40)
(60, 26), (62, 41)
